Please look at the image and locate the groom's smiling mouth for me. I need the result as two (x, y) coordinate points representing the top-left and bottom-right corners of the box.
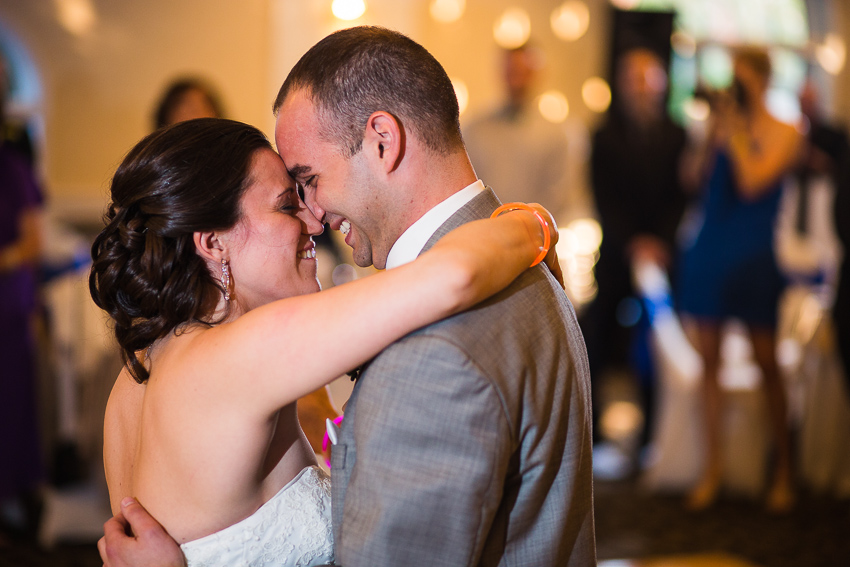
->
(329, 218), (353, 247)
(339, 219), (354, 247)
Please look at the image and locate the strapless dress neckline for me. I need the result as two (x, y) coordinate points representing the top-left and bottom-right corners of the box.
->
(179, 465), (334, 567)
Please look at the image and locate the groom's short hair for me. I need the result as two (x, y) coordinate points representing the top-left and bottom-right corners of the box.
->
(273, 26), (464, 158)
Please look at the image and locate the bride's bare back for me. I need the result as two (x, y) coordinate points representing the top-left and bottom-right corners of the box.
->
(104, 327), (315, 543)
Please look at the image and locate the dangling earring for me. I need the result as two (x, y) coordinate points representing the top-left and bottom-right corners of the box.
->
(220, 259), (231, 302)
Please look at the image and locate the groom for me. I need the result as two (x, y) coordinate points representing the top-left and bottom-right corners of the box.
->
(100, 26), (595, 566)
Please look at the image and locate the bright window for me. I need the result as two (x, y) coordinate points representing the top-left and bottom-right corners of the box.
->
(617, 0), (810, 124)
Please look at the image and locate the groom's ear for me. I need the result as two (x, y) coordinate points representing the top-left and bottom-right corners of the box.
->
(364, 111), (403, 174)
(193, 230), (227, 264)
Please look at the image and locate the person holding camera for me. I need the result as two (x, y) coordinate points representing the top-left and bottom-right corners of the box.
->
(677, 47), (802, 513)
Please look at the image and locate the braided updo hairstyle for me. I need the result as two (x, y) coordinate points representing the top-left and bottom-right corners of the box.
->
(90, 118), (273, 383)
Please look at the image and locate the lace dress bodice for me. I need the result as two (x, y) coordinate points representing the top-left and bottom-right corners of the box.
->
(180, 466), (334, 567)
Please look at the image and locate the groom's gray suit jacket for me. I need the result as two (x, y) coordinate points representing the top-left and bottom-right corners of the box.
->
(330, 189), (596, 566)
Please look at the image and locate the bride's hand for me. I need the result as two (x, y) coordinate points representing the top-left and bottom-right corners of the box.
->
(527, 203), (565, 289)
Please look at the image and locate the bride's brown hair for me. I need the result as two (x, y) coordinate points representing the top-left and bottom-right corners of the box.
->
(89, 118), (272, 383)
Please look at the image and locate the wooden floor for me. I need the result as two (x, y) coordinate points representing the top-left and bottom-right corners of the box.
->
(601, 552), (763, 566)
(594, 475), (849, 567)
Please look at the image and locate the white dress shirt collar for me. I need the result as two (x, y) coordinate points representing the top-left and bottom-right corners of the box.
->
(385, 180), (485, 270)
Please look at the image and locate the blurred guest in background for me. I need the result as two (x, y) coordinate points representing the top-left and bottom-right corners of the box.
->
(798, 78), (848, 174)
(0, 88), (35, 166)
(832, 128), (850, 396)
(583, 47), (688, 451)
(678, 48), (801, 512)
(152, 76), (225, 129)
(792, 78), (850, 393)
(775, 77), (845, 291)
(0, 53), (45, 536)
(464, 43), (584, 220)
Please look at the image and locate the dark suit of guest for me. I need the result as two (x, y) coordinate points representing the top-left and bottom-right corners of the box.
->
(833, 141), (850, 390)
(583, 114), (687, 444)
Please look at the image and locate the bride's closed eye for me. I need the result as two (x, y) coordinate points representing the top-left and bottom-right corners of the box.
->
(278, 189), (300, 213)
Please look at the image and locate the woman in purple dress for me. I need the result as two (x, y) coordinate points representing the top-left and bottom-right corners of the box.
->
(0, 63), (45, 528)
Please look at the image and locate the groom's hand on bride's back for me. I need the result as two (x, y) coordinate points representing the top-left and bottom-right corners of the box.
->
(98, 497), (185, 567)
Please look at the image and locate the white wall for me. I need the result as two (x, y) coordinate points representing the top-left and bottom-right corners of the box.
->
(0, 0), (273, 219)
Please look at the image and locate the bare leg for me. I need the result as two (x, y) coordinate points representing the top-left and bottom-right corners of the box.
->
(687, 321), (724, 510)
(748, 325), (795, 512)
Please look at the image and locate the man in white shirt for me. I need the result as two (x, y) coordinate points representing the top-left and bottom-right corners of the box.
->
(464, 43), (590, 223)
(274, 26), (595, 567)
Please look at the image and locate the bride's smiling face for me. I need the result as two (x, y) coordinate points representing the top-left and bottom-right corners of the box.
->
(222, 149), (324, 311)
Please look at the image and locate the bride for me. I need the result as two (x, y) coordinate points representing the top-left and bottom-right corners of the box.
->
(90, 118), (559, 566)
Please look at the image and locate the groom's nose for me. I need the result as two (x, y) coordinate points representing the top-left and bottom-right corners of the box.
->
(302, 188), (326, 223)
(300, 207), (324, 236)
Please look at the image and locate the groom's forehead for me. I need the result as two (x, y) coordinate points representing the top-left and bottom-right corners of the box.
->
(280, 88), (318, 121)
(275, 92), (312, 137)
(276, 95), (328, 157)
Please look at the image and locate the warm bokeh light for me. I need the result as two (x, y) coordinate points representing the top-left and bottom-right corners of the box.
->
(609, 0), (640, 9)
(451, 78), (469, 116)
(556, 227), (579, 255)
(601, 401), (643, 440)
(572, 255), (597, 279)
(557, 217), (602, 307)
(816, 33), (846, 75)
(54, 0), (96, 36)
(430, 0), (466, 24)
(331, 0), (366, 21)
(493, 7), (531, 50)
(671, 30), (696, 59)
(550, 1), (590, 42)
(538, 90), (569, 123)
(581, 77), (611, 113)
(568, 218), (602, 255)
(683, 97), (710, 122)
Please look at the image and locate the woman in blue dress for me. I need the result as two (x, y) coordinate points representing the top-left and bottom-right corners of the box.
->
(678, 48), (801, 512)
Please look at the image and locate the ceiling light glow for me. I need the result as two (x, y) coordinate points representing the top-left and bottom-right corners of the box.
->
(550, 1), (590, 42)
(430, 0), (466, 24)
(493, 8), (531, 50)
(332, 0), (366, 21)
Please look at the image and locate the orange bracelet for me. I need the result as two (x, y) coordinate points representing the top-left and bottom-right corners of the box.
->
(490, 202), (551, 267)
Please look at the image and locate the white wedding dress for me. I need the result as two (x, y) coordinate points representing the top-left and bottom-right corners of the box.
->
(179, 466), (335, 567)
